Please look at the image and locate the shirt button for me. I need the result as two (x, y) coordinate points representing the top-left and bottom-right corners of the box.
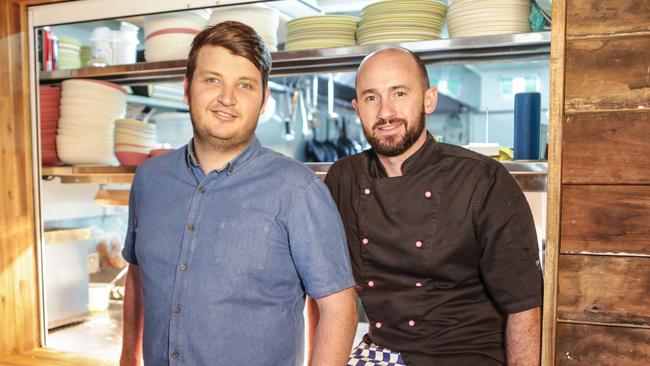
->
(198, 186), (206, 193)
(415, 240), (423, 248)
(409, 320), (416, 327)
(363, 188), (371, 195)
(368, 280), (375, 287)
(179, 263), (187, 271)
(425, 191), (432, 198)
(416, 282), (422, 287)
(362, 238), (369, 245)
(173, 306), (181, 314)
(187, 223), (194, 232)
(171, 351), (179, 358)
(375, 322), (382, 329)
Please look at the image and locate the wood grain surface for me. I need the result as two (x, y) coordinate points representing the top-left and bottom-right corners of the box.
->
(567, 0), (650, 37)
(557, 255), (650, 326)
(556, 323), (650, 365)
(563, 111), (650, 184)
(565, 36), (650, 113)
(561, 185), (650, 255)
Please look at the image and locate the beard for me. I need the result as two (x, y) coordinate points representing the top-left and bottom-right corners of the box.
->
(363, 112), (426, 157)
(188, 96), (258, 153)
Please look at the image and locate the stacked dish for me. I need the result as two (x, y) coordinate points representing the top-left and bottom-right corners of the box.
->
(152, 112), (194, 149)
(285, 15), (358, 51)
(57, 79), (127, 165)
(357, 0), (447, 45)
(209, 5), (280, 51)
(114, 119), (156, 166)
(447, 0), (532, 38)
(58, 36), (82, 69)
(40, 86), (61, 166)
(144, 10), (210, 61)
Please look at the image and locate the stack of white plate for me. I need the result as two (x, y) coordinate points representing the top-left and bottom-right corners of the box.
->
(357, 0), (447, 45)
(209, 5), (280, 52)
(447, 0), (532, 38)
(152, 112), (194, 149)
(114, 119), (156, 166)
(144, 10), (210, 62)
(56, 79), (127, 165)
(285, 15), (358, 51)
(58, 36), (82, 69)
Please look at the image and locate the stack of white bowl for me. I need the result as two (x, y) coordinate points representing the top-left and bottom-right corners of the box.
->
(114, 119), (156, 166)
(144, 9), (210, 62)
(209, 5), (280, 52)
(357, 0), (447, 45)
(285, 15), (358, 51)
(152, 112), (194, 149)
(56, 79), (126, 165)
(447, 0), (532, 38)
(58, 36), (82, 69)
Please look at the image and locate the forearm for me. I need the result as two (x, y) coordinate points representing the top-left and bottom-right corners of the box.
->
(310, 288), (358, 366)
(120, 265), (144, 366)
(506, 307), (541, 366)
(306, 296), (320, 365)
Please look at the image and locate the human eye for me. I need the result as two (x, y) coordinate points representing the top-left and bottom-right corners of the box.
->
(364, 95), (377, 103)
(240, 82), (254, 90)
(206, 77), (220, 85)
(394, 90), (407, 97)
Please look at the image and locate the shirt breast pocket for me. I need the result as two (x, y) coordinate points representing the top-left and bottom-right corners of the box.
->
(214, 220), (273, 274)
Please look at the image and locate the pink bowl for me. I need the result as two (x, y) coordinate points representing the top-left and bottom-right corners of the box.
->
(116, 151), (150, 167)
(149, 148), (174, 157)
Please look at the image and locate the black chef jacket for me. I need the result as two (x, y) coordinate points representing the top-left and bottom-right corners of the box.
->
(324, 135), (543, 366)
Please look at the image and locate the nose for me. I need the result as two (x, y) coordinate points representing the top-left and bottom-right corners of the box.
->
(217, 85), (236, 106)
(377, 97), (396, 121)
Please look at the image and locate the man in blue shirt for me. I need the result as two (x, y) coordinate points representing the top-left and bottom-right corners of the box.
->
(120, 21), (358, 366)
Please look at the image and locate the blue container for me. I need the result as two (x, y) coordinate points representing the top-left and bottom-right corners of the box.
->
(514, 92), (541, 160)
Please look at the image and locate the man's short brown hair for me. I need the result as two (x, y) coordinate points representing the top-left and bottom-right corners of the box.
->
(185, 21), (272, 95)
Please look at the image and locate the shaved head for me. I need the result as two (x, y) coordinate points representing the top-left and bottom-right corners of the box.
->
(355, 47), (430, 96)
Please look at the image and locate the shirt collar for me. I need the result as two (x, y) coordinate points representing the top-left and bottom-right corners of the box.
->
(185, 136), (261, 175)
(371, 132), (437, 178)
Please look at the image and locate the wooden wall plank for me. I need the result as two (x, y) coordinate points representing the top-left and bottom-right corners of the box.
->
(0, 0), (39, 358)
(566, 0), (650, 37)
(557, 255), (650, 326)
(561, 185), (650, 255)
(563, 112), (650, 184)
(542, 0), (567, 364)
(556, 323), (650, 365)
(565, 36), (650, 113)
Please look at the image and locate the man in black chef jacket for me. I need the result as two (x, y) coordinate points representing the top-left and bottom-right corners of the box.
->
(313, 47), (543, 366)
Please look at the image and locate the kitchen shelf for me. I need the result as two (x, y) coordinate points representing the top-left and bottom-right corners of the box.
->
(39, 32), (551, 85)
(42, 161), (547, 192)
(41, 166), (136, 184)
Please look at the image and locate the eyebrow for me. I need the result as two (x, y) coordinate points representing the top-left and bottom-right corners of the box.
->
(198, 71), (260, 85)
(359, 84), (412, 97)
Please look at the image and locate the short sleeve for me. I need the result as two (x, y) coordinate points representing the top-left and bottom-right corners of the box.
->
(286, 177), (355, 299)
(475, 164), (542, 314)
(121, 172), (139, 265)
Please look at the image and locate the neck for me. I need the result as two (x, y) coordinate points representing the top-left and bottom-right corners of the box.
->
(377, 131), (428, 177)
(192, 137), (250, 174)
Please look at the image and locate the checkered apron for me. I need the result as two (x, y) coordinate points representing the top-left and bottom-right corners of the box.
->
(347, 335), (407, 366)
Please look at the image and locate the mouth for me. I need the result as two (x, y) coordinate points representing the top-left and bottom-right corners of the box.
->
(374, 121), (405, 135)
(211, 109), (238, 121)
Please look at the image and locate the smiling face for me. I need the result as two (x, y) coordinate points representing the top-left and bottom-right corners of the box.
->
(185, 45), (269, 152)
(352, 49), (437, 158)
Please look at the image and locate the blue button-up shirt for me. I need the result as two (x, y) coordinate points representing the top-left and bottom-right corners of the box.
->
(122, 137), (355, 366)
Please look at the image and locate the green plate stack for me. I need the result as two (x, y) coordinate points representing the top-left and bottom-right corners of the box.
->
(285, 15), (358, 51)
(58, 36), (81, 69)
(357, 0), (447, 45)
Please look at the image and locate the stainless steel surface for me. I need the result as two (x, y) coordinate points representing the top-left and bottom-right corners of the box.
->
(306, 161), (548, 192)
(39, 32), (551, 84)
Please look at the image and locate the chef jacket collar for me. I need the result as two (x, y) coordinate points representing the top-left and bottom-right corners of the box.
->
(370, 132), (437, 179)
